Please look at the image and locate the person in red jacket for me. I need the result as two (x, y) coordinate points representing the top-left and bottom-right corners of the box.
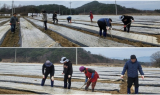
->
(79, 66), (99, 92)
(89, 11), (93, 22)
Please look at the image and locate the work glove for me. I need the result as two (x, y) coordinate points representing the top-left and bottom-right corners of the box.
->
(141, 75), (144, 79)
(43, 75), (45, 79)
(51, 76), (54, 81)
(121, 75), (124, 78)
(10, 23), (11, 25)
(68, 75), (71, 78)
(124, 25), (126, 27)
(106, 27), (110, 30)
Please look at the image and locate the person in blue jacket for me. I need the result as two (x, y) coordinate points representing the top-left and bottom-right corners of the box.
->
(41, 60), (55, 87)
(97, 18), (112, 37)
(67, 16), (72, 23)
(121, 55), (144, 94)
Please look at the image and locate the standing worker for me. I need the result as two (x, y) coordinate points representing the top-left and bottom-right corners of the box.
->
(67, 16), (72, 23)
(42, 10), (47, 30)
(97, 18), (112, 38)
(119, 15), (134, 33)
(60, 57), (73, 89)
(89, 11), (93, 22)
(41, 60), (55, 87)
(79, 66), (99, 92)
(10, 13), (19, 33)
(53, 12), (58, 24)
(121, 55), (144, 94)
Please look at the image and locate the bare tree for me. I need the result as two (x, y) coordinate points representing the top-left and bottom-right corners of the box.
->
(151, 51), (160, 67)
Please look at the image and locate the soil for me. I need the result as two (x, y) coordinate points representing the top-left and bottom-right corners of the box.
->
(25, 17), (79, 47)
(0, 88), (36, 94)
(0, 18), (20, 47)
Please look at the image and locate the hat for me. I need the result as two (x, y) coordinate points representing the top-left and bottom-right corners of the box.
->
(119, 15), (124, 20)
(60, 57), (69, 63)
(79, 66), (85, 72)
(46, 60), (51, 64)
(130, 55), (136, 59)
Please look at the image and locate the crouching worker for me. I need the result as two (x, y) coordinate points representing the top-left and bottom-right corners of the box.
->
(79, 66), (99, 92)
(119, 15), (134, 33)
(121, 55), (144, 94)
(97, 18), (112, 38)
(41, 60), (55, 87)
(60, 57), (73, 89)
(67, 16), (72, 23)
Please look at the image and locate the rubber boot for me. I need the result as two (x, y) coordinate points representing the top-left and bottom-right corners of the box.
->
(127, 87), (131, 94)
(64, 83), (67, 88)
(135, 87), (138, 94)
(41, 79), (45, 86)
(68, 83), (71, 89)
(51, 80), (54, 87)
(85, 86), (88, 91)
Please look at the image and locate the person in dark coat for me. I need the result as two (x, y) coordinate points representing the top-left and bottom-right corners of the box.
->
(60, 57), (73, 89)
(67, 16), (72, 23)
(97, 18), (112, 37)
(42, 10), (47, 30)
(119, 15), (134, 33)
(79, 66), (99, 92)
(10, 13), (19, 33)
(52, 12), (58, 24)
(121, 55), (144, 94)
(41, 60), (55, 87)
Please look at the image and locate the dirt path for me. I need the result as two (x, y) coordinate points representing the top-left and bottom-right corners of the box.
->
(0, 88), (36, 94)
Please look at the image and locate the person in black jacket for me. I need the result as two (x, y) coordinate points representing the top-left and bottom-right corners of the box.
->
(60, 57), (73, 89)
(119, 15), (134, 33)
(52, 12), (58, 24)
(41, 60), (55, 87)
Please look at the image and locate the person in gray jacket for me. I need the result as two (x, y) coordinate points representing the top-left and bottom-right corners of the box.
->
(121, 55), (144, 94)
(10, 13), (19, 33)
(42, 10), (47, 30)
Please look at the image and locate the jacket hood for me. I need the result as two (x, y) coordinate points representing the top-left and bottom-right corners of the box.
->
(45, 62), (52, 67)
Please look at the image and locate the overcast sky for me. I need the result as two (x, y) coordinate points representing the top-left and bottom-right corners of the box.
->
(0, 0), (160, 10)
(83, 47), (160, 59)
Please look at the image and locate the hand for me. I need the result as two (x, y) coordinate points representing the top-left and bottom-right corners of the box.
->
(68, 75), (71, 78)
(121, 75), (124, 78)
(18, 22), (20, 24)
(10, 23), (11, 25)
(43, 75), (45, 79)
(106, 27), (110, 30)
(51, 76), (54, 81)
(62, 73), (64, 75)
(132, 20), (134, 22)
(141, 75), (144, 79)
(124, 25), (126, 27)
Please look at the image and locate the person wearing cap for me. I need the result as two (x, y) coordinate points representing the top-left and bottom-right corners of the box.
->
(10, 13), (20, 33)
(119, 15), (134, 33)
(53, 12), (58, 24)
(121, 55), (144, 94)
(89, 11), (93, 22)
(67, 16), (72, 23)
(42, 10), (47, 30)
(41, 60), (55, 87)
(97, 18), (112, 37)
(79, 66), (99, 92)
(60, 57), (73, 89)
